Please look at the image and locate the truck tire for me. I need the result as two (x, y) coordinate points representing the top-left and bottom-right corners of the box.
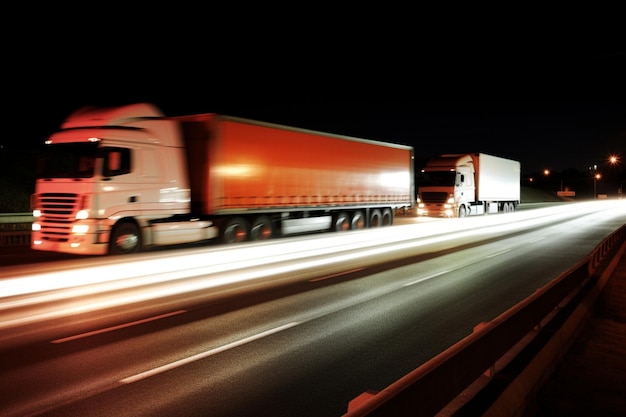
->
(458, 206), (467, 218)
(222, 217), (249, 243)
(250, 216), (273, 241)
(110, 221), (141, 254)
(334, 212), (350, 231)
(369, 209), (382, 227)
(350, 211), (365, 230)
(381, 208), (393, 226)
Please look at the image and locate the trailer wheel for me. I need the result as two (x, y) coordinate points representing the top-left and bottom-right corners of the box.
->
(381, 208), (393, 226)
(350, 211), (365, 230)
(334, 212), (350, 231)
(369, 209), (382, 227)
(110, 221), (141, 254)
(458, 205), (468, 218)
(222, 217), (249, 243)
(250, 216), (273, 241)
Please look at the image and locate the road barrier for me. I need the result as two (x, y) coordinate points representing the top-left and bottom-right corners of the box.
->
(0, 231), (30, 247)
(344, 224), (626, 417)
(0, 213), (32, 248)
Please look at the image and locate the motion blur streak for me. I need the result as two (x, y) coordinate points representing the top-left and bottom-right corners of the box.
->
(1, 201), (623, 331)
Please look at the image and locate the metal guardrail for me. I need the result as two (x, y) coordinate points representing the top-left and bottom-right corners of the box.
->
(0, 212), (34, 224)
(344, 224), (626, 417)
(0, 231), (30, 247)
(0, 213), (33, 247)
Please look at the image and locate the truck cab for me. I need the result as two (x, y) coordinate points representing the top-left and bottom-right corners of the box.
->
(30, 103), (202, 255)
(416, 154), (477, 217)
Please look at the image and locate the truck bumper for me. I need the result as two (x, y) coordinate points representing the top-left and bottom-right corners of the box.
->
(417, 204), (454, 218)
(31, 237), (109, 255)
(31, 221), (110, 255)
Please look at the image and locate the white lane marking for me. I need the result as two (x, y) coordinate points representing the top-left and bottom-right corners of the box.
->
(120, 322), (300, 384)
(403, 270), (451, 287)
(485, 249), (512, 259)
(309, 268), (364, 282)
(51, 310), (187, 344)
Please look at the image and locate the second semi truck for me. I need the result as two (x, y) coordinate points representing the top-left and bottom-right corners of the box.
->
(416, 153), (520, 217)
(31, 103), (415, 255)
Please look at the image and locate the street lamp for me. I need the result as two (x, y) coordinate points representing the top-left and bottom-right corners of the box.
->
(594, 173), (601, 198)
(608, 154), (623, 198)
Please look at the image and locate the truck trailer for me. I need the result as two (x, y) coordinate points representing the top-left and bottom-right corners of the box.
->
(416, 153), (520, 217)
(31, 103), (414, 255)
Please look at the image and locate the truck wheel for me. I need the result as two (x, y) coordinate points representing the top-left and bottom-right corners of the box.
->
(222, 217), (249, 243)
(334, 212), (350, 231)
(110, 222), (141, 254)
(250, 216), (273, 241)
(381, 208), (393, 226)
(458, 206), (467, 218)
(369, 209), (382, 227)
(350, 211), (365, 230)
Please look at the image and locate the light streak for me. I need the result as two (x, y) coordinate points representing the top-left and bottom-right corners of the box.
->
(1, 200), (623, 332)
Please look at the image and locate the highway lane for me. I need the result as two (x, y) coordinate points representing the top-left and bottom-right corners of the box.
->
(1, 201), (625, 417)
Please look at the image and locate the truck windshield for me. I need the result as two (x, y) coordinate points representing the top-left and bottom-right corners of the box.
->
(36, 143), (99, 179)
(418, 170), (456, 187)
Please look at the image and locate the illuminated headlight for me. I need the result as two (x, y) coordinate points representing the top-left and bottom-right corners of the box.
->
(33, 209), (41, 217)
(76, 210), (89, 220)
(444, 203), (452, 209)
(32, 223), (41, 231)
(447, 197), (455, 204)
(72, 225), (89, 234)
(418, 202), (425, 208)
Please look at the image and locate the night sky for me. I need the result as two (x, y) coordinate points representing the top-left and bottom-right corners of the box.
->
(3, 12), (625, 178)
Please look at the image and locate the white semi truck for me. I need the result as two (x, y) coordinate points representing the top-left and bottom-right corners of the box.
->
(30, 103), (414, 255)
(416, 153), (520, 217)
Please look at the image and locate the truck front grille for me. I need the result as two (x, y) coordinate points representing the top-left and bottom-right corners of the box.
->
(421, 192), (448, 203)
(37, 193), (79, 242)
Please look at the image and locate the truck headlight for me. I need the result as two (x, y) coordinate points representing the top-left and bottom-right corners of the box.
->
(76, 210), (89, 220)
(72, 225), (89, 234)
